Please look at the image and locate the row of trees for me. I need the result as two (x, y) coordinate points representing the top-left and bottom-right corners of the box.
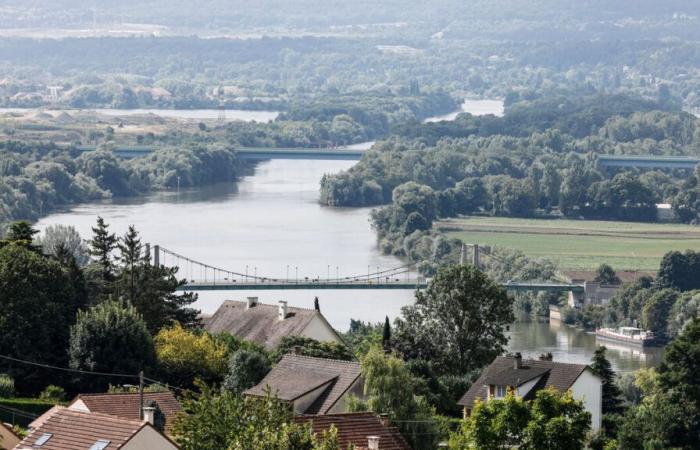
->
(0, 141), (244, 226)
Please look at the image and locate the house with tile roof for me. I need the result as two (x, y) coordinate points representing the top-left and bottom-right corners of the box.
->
(295, 412), (412, 450)
(15, 406), (178, 450)
(204, 297), (343, 349)
(458, 354), (602, 431)
(244, 354), (364, 415)
(0, 422), (20, 450)
(67, 391), (183, 435)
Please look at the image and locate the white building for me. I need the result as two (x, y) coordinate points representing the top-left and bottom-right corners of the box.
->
(458, 354), (603, 432)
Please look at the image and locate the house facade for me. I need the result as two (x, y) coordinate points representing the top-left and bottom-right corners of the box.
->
(458, 355), (602, 431)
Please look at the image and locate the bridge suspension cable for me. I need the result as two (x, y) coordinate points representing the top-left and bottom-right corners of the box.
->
(154, 245), (419, 284)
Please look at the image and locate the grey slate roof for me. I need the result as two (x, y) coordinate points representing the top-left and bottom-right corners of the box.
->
(244, 354), (362, 414)
(458, 356), (589, 408)
(204, 300), (338, 349)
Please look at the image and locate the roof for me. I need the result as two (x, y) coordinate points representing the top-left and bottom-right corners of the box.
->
(458, 356), (589, 408)
(561, 270), (655, 284)
(204, 300), (340, 349)
(69, 391), (183, 434)
(295, 413), (412, 450)
(16, 407), (155, 450)
(244, 354), (361, 414)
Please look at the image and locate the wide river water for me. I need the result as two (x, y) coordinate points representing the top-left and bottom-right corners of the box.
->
(34, 100), (662, 372)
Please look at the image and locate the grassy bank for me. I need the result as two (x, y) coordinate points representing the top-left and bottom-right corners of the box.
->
(436, 216), (700, 270)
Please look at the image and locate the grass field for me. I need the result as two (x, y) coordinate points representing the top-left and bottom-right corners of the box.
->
(436, 216), (700, 271)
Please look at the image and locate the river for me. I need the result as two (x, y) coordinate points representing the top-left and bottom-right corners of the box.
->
(34, 98), (661, 372)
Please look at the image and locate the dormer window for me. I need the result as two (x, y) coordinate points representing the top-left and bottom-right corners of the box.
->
(495, 385), (507, 398)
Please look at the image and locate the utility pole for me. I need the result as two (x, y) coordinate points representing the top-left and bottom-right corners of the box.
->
(138, 371), (144, 420)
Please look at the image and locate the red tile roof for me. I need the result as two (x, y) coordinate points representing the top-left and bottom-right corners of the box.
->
(295, 412), (412, 450)
(17, 407), (155, 450)
(70, 391), (183, 433)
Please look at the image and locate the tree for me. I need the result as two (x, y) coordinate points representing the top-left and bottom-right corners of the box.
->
(69, 300), (155, 391)
(88, 216), (117, 284)
(36, 224), (90, 266)
(273, 336), (354, 362)
(117, 225), (142, 305)
(590, 346), (624, 442)
(171, 386), (340, 450)
(223, 350), (271, 393)
(154, 323), (228, 388)
(449, 388), (591, 450)
(591, 347), (624, 416)
(0, 243), (83, 393)
(393, 264), (513, 375)
(349, 347), (439, 450)
(594, 264), (621, 285)
(656, 250), (700, 292)
(382, 316), (392, 350)
(642, 288), (678, 337)
(1, 221), (41, 252)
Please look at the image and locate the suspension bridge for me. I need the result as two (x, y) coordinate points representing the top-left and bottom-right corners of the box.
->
(147, 244), (584, 293)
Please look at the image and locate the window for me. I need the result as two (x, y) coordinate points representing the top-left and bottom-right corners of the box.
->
(35, 433), (53, 446)
(495, 385), (507, 398)
(89, 439), (111, 450)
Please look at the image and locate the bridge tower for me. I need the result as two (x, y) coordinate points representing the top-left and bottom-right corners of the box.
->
(153, 245), (160, 267)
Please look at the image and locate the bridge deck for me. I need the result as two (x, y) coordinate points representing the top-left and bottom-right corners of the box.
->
(177, 281), (584, 292)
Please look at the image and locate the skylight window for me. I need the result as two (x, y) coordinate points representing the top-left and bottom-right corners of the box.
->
(89, 439), (111, 450)
(35, 433), (53, 446)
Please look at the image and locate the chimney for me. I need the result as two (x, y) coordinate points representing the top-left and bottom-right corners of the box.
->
(368, 436), (380, 450)
(142, 406), (156, 425)
(246, 296), (258, 309)
(278, 300), (288, 320)
(513, 352), (523, 369)
(379, 413), (390, 427)
(314, 296), (320, 311)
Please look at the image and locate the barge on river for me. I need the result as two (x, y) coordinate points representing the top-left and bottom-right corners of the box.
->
(595, 326), (658, 348)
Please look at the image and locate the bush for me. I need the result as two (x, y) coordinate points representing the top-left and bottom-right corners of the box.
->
(0, 398), (57, 427)
(0, 374), (15, 398)
(39, 385), (66, 402)
(223, 350), (271, 394)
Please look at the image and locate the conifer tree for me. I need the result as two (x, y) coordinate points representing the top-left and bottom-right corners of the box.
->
(89, 216), (117, 282)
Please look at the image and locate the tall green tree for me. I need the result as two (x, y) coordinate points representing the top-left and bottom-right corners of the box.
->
(0, 241), (83, 393)
(594, 264), (621, 285)
(1, 221), (41, 252)
(117, 225), (143, 305)
(69, 300), (155, 391)
(382, 316), (392, 350)
(88, 216), (117, 283)
(393, 264), (513, 375)
(348, 347), (439, 450)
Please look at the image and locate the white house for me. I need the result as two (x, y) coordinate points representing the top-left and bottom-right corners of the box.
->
(15, 406), (179, 450)
(458, 354), (603, 431)
(203, 297), (343, 349)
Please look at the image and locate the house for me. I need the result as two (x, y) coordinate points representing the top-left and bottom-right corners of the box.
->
(244, 354), (363, 415)
(204, 297), (343, 349)
(0, 422), (20, 450)
(560, 270), (654, 308)
(67, 391), (183, 435)
(458, 354), (602, 431)
(295, 412), (412, 450)
(14, 406), (179, 450)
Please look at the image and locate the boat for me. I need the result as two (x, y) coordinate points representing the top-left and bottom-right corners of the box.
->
(595, 326), (658, 347)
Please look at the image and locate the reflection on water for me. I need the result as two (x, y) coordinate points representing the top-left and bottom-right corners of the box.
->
(508, 320), (663, 373)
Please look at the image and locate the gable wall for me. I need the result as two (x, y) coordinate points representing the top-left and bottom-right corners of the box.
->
(301, 316), (341, 344)
(123, 426), (178, 450)
(571, 368), (602, 432)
